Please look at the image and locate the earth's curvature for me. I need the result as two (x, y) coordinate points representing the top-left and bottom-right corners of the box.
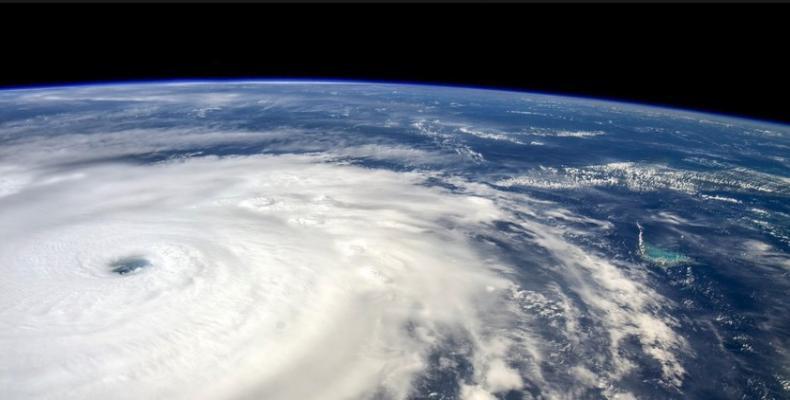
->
(0, 81), (788, 400)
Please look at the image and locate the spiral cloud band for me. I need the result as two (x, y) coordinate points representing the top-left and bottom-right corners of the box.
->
(0, 83), (708, 400)
(0, 154), (684, 400)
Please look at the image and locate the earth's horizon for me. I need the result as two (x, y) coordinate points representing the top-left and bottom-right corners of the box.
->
(0, 81), (787, 400)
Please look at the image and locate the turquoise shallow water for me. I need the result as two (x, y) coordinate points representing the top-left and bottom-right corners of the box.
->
(641, 243), (691, 266)
(637, 223), (692, 267)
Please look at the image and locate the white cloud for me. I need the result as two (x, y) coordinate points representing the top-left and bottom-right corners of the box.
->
(0, 154), (527, 400)
(0, 151), (692, 399)
(497, 162), (789, 196)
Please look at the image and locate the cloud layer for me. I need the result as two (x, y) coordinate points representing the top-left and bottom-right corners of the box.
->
(0, 151), (690, 400)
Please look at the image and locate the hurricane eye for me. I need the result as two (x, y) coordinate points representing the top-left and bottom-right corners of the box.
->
(110, 257), (151, 276)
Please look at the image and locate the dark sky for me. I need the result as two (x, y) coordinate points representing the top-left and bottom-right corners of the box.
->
(2, 4), (788, 124)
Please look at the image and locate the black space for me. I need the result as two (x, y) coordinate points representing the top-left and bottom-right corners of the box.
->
(2, 4), (788, 124)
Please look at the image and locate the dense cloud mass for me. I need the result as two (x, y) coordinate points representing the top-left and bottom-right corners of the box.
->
(0, 83), (787, 400)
